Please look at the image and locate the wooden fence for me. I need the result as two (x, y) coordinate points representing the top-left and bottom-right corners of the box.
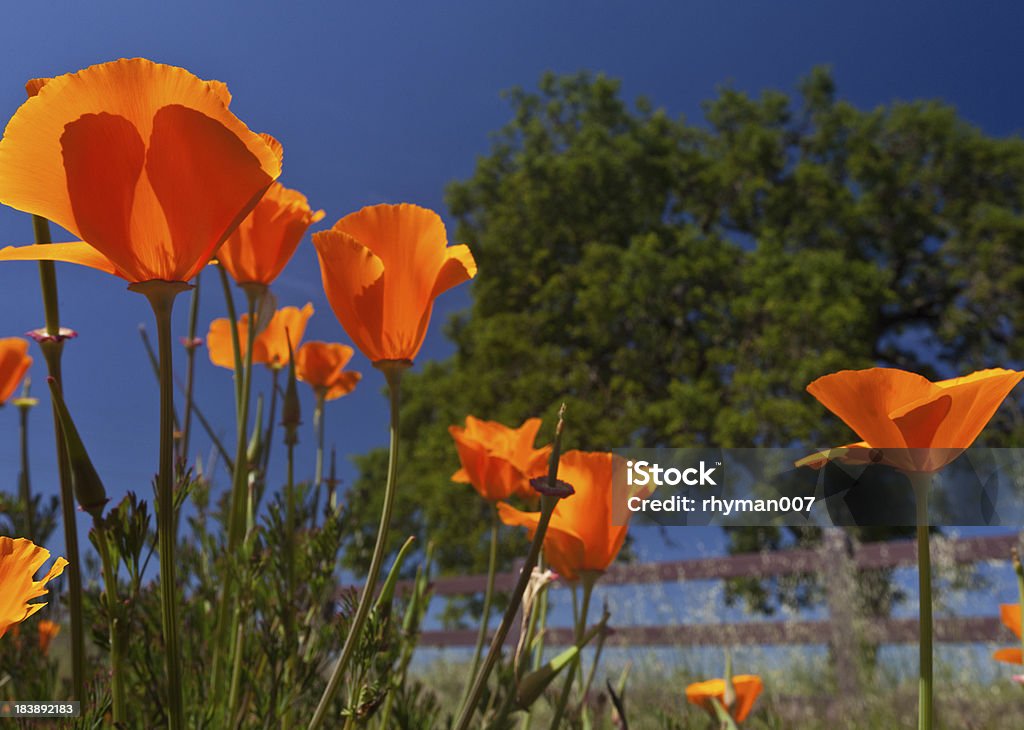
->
(401, 532), (1018, 655)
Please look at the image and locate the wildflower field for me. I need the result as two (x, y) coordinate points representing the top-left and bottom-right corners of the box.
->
(2, 5), (1024, 730)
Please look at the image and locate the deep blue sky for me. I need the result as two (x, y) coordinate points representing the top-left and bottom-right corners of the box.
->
(1, 2), (1023, 561)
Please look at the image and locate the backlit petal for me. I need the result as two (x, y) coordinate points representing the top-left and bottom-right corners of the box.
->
(806, 368), (937, 448)
(312, 230), (386, 361)
(0, 242), (121, 277)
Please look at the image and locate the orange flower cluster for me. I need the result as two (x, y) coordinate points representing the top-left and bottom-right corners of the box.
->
(0, 537), (68, 639)
(685, 674), (763, 723)
(207, 304), (314, 371)
(449, 417), (551, 502)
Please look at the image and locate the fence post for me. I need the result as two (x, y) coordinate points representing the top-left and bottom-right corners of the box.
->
(821, 528), (863, 701)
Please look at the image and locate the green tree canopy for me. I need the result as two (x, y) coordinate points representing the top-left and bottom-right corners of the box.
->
(343, 68), (1024, 615)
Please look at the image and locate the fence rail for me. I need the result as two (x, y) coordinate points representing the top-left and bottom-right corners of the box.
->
(388, 532), (1019, 649)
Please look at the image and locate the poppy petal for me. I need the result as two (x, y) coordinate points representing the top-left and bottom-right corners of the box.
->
(430, 244), (477, 299)
(61, 112), (145, 278)
(890, 394), (952, 448)
(146, 104), (275, 281)
(994, 648), (1023, 665)
(806, 368), (937, 448)
(0, 242), (121, 277)
(312, 230), (386, 362)
(1001, 603), (1022, 639)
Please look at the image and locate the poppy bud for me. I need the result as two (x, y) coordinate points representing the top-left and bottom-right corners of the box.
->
(47, 377), (108, 519)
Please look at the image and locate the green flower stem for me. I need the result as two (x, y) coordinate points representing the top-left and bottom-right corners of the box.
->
(453, 406), (567, 730)
(549, 575), (594, 729)
(519, 553), (548, 730)
(308, 361), (408, 730)
(95, 522), (126, 723)
(32, 213), (85, 701)
(218, 264), (244, 407)
(212, 282), (261, 700)
(16, 395), (34, 542)
(138, 325), (232, 468)
(532, 554), (550, 668)
(458, 505), (500, 717)
(313, 393), (326, 488)
(911, 473), (933, 730)
(33, 216), (60, 336)
(134, 280), (189, 730)
(261, 368), (281, 479)
(180, 271), (201, 460)
(578, 601), (608, 712)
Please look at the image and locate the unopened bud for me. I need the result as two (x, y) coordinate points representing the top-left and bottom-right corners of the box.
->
(47, 377), (107, 519)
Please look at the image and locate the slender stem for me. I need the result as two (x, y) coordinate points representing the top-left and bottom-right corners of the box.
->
(532, 554), (549, 669)
(549, 580), (592, 730)
(281, 435), (297, 730)
(261, 368), (281, 480)
(32, 214), (85, 700)
(314, 393), (325, 488)
(33, 215), (60, 336)
(218, 264), (244, 408)
(462, 532), (547, 724)
(137, 282), (187, 730)
(308, 363), (406, 730)
(212, 286), (260, 700)
(458, 506), (499, 717)
(912, 473), (933, 730)
(96, 523), (126, 723)
(17, 400), (34, 542)
(180, 271), (201, 460)
(139, 326), (230, 466)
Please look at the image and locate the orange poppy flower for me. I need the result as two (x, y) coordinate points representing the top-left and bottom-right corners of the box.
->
(798, 368), (1024, 473)
(686, 675), (763, 724)
(0, 338), (31, 406)
(449, 416), (552, 502)
(311, 204), (476, 364)
(37, 619), (60, 655)
(497, 450), (626, 582)
(0, 58), (281, 283)
(994, 603), (1022, 665)
(0, 537), (68, 638)
(296, 341), (362, 401)
(207, 303), (313, 371)
(217, 181), (325, 286)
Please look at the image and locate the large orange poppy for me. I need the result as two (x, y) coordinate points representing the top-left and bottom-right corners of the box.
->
(498, 450), (626, 582)
(217, 181), (325, 286)
(296, 341), (362, 401)
(994, 603), (1022, 665)
(685, 675), (763, 724)
(0, 338), (31, 406)
(0, 537), (68, 639)
(0, 58), (281, 283)
(311, 204), (476, 364)
(207, 303), (313, 371)
(450, 416), (551, 502)
(798, 368), (1024, 473)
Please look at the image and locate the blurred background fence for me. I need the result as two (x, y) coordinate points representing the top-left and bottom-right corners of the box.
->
(366, 531), (1019, 697)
